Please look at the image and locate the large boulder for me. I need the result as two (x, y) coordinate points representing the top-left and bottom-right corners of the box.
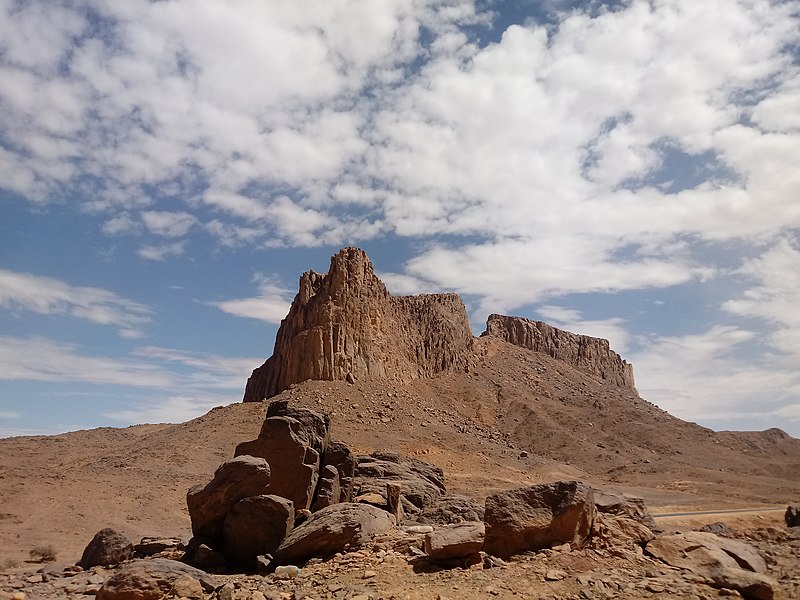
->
(222, 495), (295, 568)
(354, 451), (446, 512)
(709, 567), (781, 600)
(416, 494), (485, 525)
(79, 528), (134, 568)
(483, 480), (596, 559)
(592, 513), (655, 549)
(424, 522), (485, 562)
(646, 531), (767, 575)
(96, 558), (216, 600)
(186, 455), (271, 541)
(593, 489), (657, 531)
(786, 505), (800, 528)
(235, 406), (330, 511)
(274, 503), (396, 564)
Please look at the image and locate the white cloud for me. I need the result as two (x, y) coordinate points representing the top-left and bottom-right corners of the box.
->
(102, 394), (236, 425)
(0, 269), (151, 336)
(216, 275), (293, 324)
(536, 305), (630, 352)
(136, 240), (186, 261)
(631, 325), (800, 429)
(0, 336), (174, 387)
(0, 411), (20, 420)
(723, 237), (800, 359)
(141, 210), (197, 238)
(102, 213), (141, 235)
(131, 345), (262, 389)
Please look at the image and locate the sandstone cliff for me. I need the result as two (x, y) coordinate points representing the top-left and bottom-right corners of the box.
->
(243, 247), (474, 401)
(481, 314), (635, 390)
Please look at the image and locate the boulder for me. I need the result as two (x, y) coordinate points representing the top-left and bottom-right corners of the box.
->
(266, 400), (330, 455)
(424, 522), (485, 561)
(79, 528), (134, 568)
(593, 489), (657, 530)
(483, 480), (596, 559)
(96, 558), (215, 600)
(416, 494), (485, 525)
(235, 412), (325, 511)
(134, 537), (184, 557)
(186, 455), (271, 541)
(592, 513), (654, 548)
(312, 465), (341, 512)
(222, 495), (294, 568)
(322, 440), (356, 502)
(646, 531), (767, 575)
(786, 505), (800, 528)
(274, 503), (395, 564)
(354, 451), (446, 512)
(709, 567), (781, 600)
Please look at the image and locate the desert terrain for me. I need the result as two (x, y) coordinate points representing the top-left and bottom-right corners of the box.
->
(1, 248), (799, 599)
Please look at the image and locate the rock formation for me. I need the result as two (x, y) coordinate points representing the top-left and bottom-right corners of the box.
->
(243, 247), (473, 401)
(482, 314), (635, 390)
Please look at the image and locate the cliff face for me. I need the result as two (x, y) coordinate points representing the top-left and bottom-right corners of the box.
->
(482, 314), (635, 390)
(243, 247), (474, 401)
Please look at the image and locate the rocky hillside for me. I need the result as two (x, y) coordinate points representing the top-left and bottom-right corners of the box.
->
(243, 247), (473, 401)
(483, 314), (635, 390)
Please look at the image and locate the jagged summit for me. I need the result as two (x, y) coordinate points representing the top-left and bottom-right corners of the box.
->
(243, 247), (635, 401)
(243, 247), (474, 401)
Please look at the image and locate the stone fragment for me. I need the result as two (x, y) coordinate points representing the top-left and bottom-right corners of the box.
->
(323, 440), (356, 502)
(424, 522), (485, 561)
(483, 481), (596, 559)
(355, 451), (446, 512)
(786, 505), (800, 528)
(186, 455), (271, 541)
(646, 531), (767, 575)
(386, 482), (404, 522)
(593, 489), (657, 530)
(79, 528), (134, 568)
(710, 567), (781, 600)
(312, 465), (341, 512)
(134, 537), (184, 556)
(593, 513), (655, 547)
(275, 503), (396, 564)
(223, 495), (294, 568)
(96, 558), (215, 600)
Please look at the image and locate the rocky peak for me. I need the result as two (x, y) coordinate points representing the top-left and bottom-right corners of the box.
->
(243, 247), (473, 401)
(482, 314), (635, 390)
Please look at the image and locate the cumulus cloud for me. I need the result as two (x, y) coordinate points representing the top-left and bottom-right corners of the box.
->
(0, 269), (151, 336)
(630, 325), (800, 430)
(216, 275), (293, 324)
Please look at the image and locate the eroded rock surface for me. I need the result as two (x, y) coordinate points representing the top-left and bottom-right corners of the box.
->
(79, 528), (134, 569)
(243, 247), (473, 400)
(186, 456), (271, 542)
(482, 314), (635, 389)
(483, 480), (596, 559)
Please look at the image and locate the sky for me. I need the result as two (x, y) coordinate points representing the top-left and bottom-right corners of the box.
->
(1, 0), (799, 438)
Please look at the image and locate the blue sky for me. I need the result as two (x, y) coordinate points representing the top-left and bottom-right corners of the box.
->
(1, 0), (799, 437)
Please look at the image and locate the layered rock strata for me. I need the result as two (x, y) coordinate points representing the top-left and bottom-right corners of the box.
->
(243, 247), (473, 401)
(482, 314), (635, 390)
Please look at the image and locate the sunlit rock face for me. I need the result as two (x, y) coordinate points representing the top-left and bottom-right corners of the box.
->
(243, 247), (474, 401)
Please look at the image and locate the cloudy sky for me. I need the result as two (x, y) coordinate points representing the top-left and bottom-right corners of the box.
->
(2, 0), (799, 438)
